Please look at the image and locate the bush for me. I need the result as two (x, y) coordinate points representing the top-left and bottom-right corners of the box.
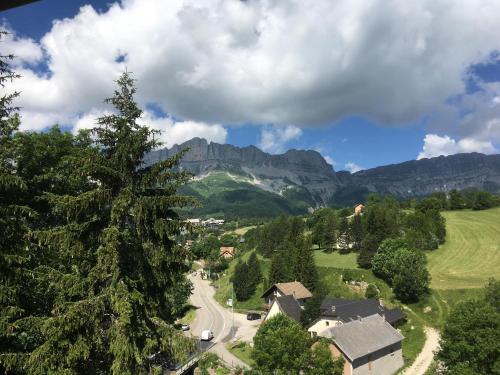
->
(365, 284), (379, 299)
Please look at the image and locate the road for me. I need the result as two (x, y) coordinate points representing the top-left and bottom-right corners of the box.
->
(403, 327), (440, 375)
(188, 273), (259, 369)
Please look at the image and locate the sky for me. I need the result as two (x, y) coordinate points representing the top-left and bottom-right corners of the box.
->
(2, 0), (500, 172)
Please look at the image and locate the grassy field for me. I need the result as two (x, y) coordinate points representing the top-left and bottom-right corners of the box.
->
(226, 225), (257, 236)
(314, 250), (359, 269)
(427, 207), (500, 289)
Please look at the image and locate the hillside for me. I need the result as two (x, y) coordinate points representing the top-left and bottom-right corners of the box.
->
(427, 207), (500, 289)
(178, 172), (314, 218)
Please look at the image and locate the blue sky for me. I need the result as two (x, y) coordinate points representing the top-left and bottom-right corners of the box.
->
(2, 0), (500, 172)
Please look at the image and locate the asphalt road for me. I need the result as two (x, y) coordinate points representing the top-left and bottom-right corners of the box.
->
(188, 273), (251, 369)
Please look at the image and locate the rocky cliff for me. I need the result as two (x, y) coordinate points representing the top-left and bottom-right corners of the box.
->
(145, 137), (340, 205)
(145, 138), (500, 207)
(349, 152), (500, 198)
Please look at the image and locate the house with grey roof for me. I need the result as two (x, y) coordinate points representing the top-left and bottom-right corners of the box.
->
(263, 294), (303, 323)
(322, 314), (404, 375)
(307, 298), (405, 337)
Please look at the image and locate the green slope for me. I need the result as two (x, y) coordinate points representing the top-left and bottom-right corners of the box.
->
(179, 172), (314, 219)
(427, 207), (500, 289)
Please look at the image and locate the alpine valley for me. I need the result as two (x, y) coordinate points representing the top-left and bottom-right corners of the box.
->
(144, 138), (500, 218)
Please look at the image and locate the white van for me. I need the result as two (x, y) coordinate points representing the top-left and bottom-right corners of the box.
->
(201, 330), (214, 341)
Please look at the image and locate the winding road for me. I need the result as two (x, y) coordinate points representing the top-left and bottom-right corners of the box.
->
(188, 273), (258, 369)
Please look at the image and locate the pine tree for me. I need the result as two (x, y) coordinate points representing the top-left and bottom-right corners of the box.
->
(233, 260), (251, 301)
(349, 214), (364, 250)
(0, 32), (33, 373)
(16, 73), (196, 374)
(269, 245), (291, 285)
(292, 237), (318, 291)
(247, 251), (262, 288)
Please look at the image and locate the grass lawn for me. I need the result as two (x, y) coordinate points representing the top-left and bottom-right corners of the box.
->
(317, 266), (395, 303)
(226, 341), (254, 366)
(226, 225), (257, 236)
(427, 207), (500, 290)
(399, 320), (426, 370)
(213, 251), (271, 312)
(314, 250), (359, 269)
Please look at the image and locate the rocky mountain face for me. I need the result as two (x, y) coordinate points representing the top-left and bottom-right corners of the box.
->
(347, 153), (500, 198)
(145, 137), (340, 204)
(145, 138), (500, 208)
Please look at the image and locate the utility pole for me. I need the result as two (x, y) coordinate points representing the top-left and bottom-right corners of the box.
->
(232, 281), (235, 340)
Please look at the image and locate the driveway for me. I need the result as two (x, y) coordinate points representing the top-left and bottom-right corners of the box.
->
(402, 327), (440, 375)
(188, 273), (260, 369)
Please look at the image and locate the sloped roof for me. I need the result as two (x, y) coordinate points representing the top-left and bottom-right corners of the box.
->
(325, 314), (404, 361)
(384, 308), (406, 325)
(261, 281), (313, 299)
(320, 298), (383, 320)
(220, 246), (235, 255)
(319, 298), (405, 325)
(275, 295), (302, 322)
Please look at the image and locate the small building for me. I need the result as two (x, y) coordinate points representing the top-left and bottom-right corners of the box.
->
(186, 218), (201, 225)
(202, 218), (225, 229)
(264, 295), (303, 323)
(354, 204), (365, 216)
(322, 314), (404, 375)
(219, 246), (235, 258)
(261, 281), (313, 310)
(185, 240), (194, 249)
(308, 298), (405, 337)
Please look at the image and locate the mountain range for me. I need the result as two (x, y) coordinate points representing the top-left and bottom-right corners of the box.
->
(144, 138), (500, 218)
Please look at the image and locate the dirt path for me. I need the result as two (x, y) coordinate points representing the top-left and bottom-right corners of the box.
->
(403, 327), (440, 375)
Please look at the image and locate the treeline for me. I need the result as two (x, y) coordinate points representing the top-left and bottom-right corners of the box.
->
(246, 216), (318, 292)
(0, 52), (194, 374)
(402, 189), (500, 211)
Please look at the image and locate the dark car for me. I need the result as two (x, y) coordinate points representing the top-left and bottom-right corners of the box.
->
(246, 313), (261, 321)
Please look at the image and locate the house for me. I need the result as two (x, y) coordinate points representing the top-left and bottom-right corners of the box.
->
(261, 281), (313, 310)
(185, 240), (193, 249)
(202, 218), (225, 229)
(264, 295), (303, 322)
(322, 314), (404, 375)
(307, 298), (405, 337)
(219, 246), (235, 258)
(354, 204), (365, 216)
(186, 218), (201, 226)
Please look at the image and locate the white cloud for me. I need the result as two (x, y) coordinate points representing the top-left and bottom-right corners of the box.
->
(1, 26), (43, 65)
(417, 134), (498, 159)
(258, 125), (302, 153)
(345, 161), (364, 173)
(324, 155), (336, 166)
(72, 108), (227, 149)
(3, 0), (500, 149)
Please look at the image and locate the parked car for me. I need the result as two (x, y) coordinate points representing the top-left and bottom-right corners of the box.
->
(246, 313), (261, 321)
(181, 323), (190, 331)
(201, 329), (214, 341)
